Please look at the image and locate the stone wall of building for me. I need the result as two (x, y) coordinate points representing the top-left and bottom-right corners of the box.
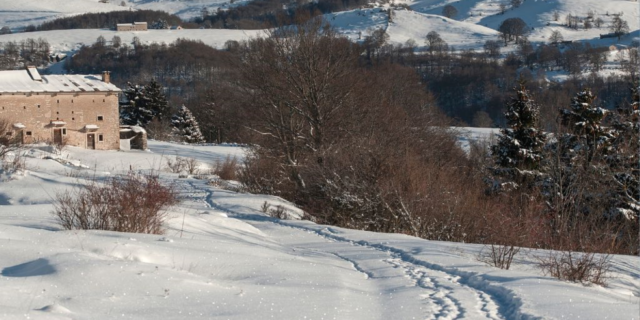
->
(0, 92), (120, 150)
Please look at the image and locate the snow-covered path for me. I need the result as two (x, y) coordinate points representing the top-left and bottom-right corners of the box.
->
(0, 142), (638, 319)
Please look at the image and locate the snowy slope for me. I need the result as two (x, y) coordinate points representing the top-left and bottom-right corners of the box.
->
(0, 141), (638, 319)
(387, 10), (500, 49)
(0, 0), (243, 31)
(0, 0), (127, 31)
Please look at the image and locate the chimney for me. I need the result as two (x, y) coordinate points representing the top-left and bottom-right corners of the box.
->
(102, 71), (111, 84)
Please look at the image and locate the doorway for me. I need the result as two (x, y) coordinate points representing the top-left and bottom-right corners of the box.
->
(87, 134), (95, 150)
(53, 129), (62, 144)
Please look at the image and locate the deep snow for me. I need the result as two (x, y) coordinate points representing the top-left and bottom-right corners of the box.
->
(0, 141), (638, 319)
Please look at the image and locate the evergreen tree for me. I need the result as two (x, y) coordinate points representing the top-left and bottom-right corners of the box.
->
(491, 83), (546, 189)
(171, 105), (206, 143)
(120, 82), (153, 126)
(150, 19), (169, 29)
(607, 82), (640, 221)
(143, 79), (170, 122)
(120, 80), (169, 127)
(560, 89), (612, 164)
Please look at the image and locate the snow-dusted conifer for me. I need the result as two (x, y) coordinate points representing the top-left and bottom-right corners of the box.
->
(143, 79), (170, 122)
(606, 82), (640, 221)
(171, 105), (206, 143)
(560, 89), (612, 163)
(120, 82), (153, 126)
(490, 83), (546, 191)
(492, 84), (546, 169)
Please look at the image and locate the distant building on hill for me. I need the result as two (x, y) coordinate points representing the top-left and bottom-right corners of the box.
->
(116, 22), (148, 32)
(0, 67), (121, 150)
(170, 25), (183, 30)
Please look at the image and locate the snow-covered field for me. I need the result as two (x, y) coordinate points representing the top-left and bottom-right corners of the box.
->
(0, 141), (638, 319)
(0, 0), (244, 31)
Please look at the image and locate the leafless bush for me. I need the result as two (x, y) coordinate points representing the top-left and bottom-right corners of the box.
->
(2, 150), (26, 173)
(261, 201), (289, 219)
(52, 172), (178, 234)
(183, 157), (200, 175)
(213, 156), (238, 180)
(478, 244), (521, 270)
(165, 155), (185, 173)
(0, 118), (22, 160)
(146, 118), (174, 141)
(49, 137), (68, 156)
(537, 251), (611, 286)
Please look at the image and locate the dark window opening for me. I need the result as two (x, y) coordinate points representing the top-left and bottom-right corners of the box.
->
(98, 134), (104, 142)
(97, 116), (104, 121)
(62, 128), (67, 135)
(26, 131), (32, 136)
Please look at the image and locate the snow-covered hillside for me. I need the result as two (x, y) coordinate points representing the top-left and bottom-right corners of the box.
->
(0, 0), (241, 31)
(0, 141), (638, 319)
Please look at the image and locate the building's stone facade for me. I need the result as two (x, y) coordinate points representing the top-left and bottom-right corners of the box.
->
(116, 22), (148, 32)
(0, 70), (121, 150)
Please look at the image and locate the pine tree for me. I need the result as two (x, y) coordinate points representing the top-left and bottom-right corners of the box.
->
(120, 80), (170, 127)
(490, 83), (546, 189)
(120, 82), (153, 126)
(143, 79), (170, 122)
(560, 89), (612, 164)
(171, 105), (206, 143)
(607, 82), (640, 221)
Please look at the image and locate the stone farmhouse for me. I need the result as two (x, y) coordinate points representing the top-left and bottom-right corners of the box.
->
(116, 22), (148, 32)
(0, 67), (121, 150)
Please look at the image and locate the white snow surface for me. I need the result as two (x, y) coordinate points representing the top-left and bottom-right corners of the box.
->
(0, 70), (120, 93)
(0, 140), (638, 320)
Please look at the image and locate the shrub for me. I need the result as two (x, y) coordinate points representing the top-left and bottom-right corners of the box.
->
(53, 172), (178, 234)
(478, 244), (520, 270)
(214, 156), (238, 180)
(536, 251), (611, 286)
(165, 155), (185, 173)
(261, 201), (289, 219)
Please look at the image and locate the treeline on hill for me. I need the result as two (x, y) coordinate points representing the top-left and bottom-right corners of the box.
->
(0, 38), (50, 69)
(61, 20), (638, 256)
(195, 0), (372, 29)
(34, 10), (186, 31)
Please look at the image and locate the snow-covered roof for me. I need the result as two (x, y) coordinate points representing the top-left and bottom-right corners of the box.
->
(134, 22), (147, 25)
(12, 123), (25, 129)
(0, 70), (120, 93)
(84, 124), (99, 130)
(130, 126), (146, 134)
(50, 120), (66, 126)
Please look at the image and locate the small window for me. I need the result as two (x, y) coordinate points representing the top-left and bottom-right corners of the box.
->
(26, 131), (32, 136)
(6, 131), (12, 136)
(71, 99), (74, 103)
(72, 118), (75, 121)
(103, 99), (105, 102)
(98, 134), (104, 142)
(23, 106), (26, 109)
(57, 100), (59, 103)
(56, 111), (59, 115)
(37, 105), (40, 108)
(97, 116), (104, 121)
(71, 111), (74, 114)
(62, 128), (67, 135)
